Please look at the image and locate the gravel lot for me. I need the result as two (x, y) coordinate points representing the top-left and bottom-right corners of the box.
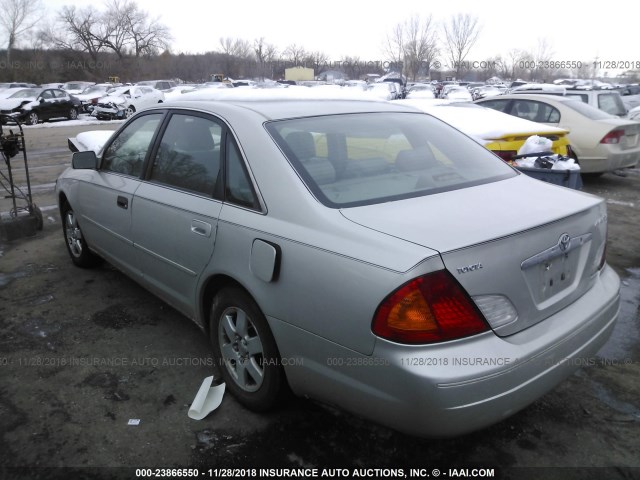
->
(1, 122), (639, 480)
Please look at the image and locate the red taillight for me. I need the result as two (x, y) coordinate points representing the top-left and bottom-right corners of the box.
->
(372, 270), (489, 344)
(493, 150), (517, 162)
(600, 129), (624, 144)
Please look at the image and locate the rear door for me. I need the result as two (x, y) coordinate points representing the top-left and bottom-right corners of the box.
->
(131, 112), (224, 315)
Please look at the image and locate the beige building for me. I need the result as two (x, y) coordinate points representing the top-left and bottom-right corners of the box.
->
(285, 67), (314, 81)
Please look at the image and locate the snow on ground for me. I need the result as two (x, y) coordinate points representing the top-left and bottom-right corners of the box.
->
(170, 84), (391, 102)
(18, 114), (124, 129)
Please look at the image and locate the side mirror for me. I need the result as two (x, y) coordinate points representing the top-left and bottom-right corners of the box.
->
(39, 98), (45, 103)
(72, 150), (98, 169)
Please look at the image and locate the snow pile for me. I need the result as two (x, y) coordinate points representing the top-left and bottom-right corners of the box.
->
(75, 131), (116, 153)
(174, 85), (386, 103)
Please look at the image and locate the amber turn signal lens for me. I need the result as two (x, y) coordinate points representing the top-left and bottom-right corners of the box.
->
(373, 270), (489, 344)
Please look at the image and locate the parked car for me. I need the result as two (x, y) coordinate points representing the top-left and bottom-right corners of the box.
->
(511, 84), (628, 117)
(476, 94), (640, 174)
(92, 86), (165, 120)
(405, 84), (435, 99)
(61, 81), (96, 95)
(443, 86), (473, 102)
(0, 82), (37, 91)
(136, 80), (177, 91)
(399, 100), (572, 161)
(56, 97), (619, 437)
(74, 84), (117, 112)
(0, 87), (80, 125)
(382, 78), (406, 99)
(472, 85), (504, 100)
(628, 105), (640, 121)
(365, 82), (398, 100)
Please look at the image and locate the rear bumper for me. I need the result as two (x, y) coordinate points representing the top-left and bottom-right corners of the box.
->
(579, 149), (639, 172)
(274, 265), (620, 437)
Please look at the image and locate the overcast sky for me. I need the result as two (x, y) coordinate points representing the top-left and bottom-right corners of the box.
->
(39, 0), (637, 76)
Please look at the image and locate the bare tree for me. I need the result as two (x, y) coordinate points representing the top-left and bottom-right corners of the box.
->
(102, 0), (131, 58)
(530, 37), (554, 81)
(0, 0), (43, 64)
(282, 43), (306, 66)
(50, 0), (170, 62)
(218, 37), (254, 77)
(496, 48), (528, 81)
(52, 5), (108, 61)
(403, 14), (439, 81)
(102, 0), (171, 58)
(442, 13), (481, 79)
(305, 50), (328, 70)
(384, 22), (405, 75)
(254, 37), (278, 80)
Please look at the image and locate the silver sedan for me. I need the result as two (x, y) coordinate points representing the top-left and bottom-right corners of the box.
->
(56, 98), (620, 437)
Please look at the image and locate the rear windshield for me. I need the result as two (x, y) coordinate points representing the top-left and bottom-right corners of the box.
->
(266, 112), (515, 208)
(597, 94), (627, 116)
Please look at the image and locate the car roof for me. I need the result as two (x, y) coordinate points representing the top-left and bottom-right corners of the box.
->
(161, 98), (421, 121)
(481, 94), (578, 103)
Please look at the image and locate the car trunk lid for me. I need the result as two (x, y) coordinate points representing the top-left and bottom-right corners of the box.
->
(340, 174), (608, 336)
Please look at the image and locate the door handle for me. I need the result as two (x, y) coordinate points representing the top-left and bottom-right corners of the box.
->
(117, 196), (128, 209)
(191, 219), (212, 237)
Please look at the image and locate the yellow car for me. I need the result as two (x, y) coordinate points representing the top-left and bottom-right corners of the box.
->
(398, 100), (572, 162)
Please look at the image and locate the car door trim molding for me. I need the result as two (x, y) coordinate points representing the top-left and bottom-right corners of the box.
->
(134, 242), (198, 277)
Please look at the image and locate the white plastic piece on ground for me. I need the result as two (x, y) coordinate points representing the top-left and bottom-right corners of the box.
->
(188, 376), (225, 420)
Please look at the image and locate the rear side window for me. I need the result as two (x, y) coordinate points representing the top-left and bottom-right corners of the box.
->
(511, 100), (560, 123)
(149, 114), (222, 196)
(225, 135), (258, 209)
(102, 113), (162, 176)
(266, 112), (515, 208)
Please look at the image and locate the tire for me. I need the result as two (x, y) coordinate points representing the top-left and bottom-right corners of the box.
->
(68, 108), (78, 120)
(61, 203), (102, 268)
(124, 106), (135, 118)
(27, 112), (39, 125)
(210, 288), (285, 411)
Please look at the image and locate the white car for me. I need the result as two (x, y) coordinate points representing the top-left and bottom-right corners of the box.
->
(628, 105), (640, 121)
(444, 86), (473, 102)
(477, 94), (640, 174)
(365, 82), (397, 100)
(398, 100), (572, 161)
(74, 84), (117, 112)
(406, 84), (435, 99)
(61, 81), (96, 95)
(93, 86), (164, 120)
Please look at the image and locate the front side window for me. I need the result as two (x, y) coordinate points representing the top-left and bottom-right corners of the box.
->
(102, 113), (162, 176)
(266, 112), (515, 208)
(149, 114), (222, 196)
